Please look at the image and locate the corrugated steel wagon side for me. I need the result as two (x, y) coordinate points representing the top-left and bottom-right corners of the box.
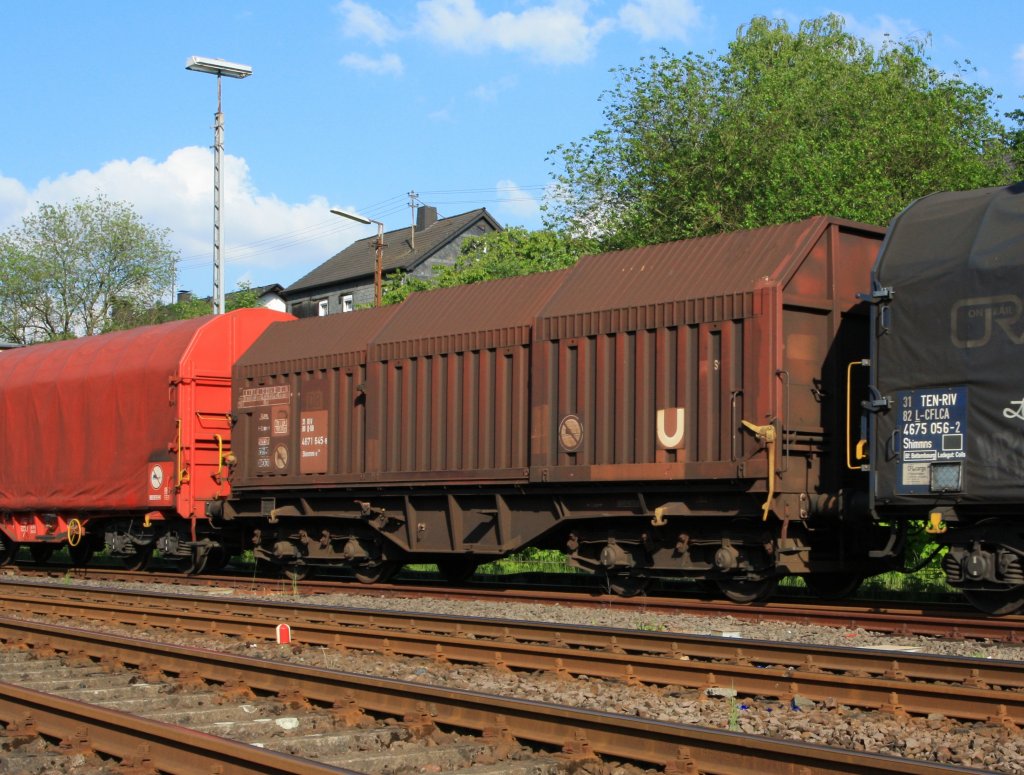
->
(0, 308), (289, 568)
(365, 271), (568, 483)
(232, 306), (402, 488)
(528, 217), (888, 598)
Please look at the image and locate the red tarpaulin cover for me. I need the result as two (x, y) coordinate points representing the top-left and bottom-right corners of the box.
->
(0, 309), (288, 514)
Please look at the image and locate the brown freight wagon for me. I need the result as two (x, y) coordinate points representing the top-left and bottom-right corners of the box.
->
(229, 217), (890, 596)
(530, 217), (888, 597)
(230, 272), (567, 580)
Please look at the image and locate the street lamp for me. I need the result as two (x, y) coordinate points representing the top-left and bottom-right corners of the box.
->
(330, 208), (385, 307)
(186, 55), (252, 315)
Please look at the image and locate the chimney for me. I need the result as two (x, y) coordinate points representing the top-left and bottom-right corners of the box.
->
(177, 290), (193, 303)
(416, 205), (437, 232)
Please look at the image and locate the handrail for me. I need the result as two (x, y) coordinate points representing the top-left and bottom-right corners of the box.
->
(846, 359), (870, 471)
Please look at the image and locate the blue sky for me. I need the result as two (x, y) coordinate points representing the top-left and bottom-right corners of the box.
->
(1, 1), (1021, 299)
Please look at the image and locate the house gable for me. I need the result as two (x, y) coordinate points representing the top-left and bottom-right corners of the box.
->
(284, 206), (501, 316)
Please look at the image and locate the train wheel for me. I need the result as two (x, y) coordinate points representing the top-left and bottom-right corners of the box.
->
(354, 560), (400, 584)
(176, 542), (226, 575)
(204, 546), (231, 573)
(606, 571), (651, 598)
(29, 544), (55, 564)
(803, 573), (864, 600)
(283, 561), (311, 582)
(68, 541), (95, 566)
(176, 549), (208, 575)
(717, 577), (778, 604)
(436, 558), (479, 584)
(0, 538), (18, 566)
(963, 588), (1024, 616)
(121, 545), (154, 571)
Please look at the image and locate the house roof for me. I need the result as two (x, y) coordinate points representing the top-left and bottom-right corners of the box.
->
(232, 283), (283, 301)
(284, 208), (500, 296)
(181, 283), (284, 306)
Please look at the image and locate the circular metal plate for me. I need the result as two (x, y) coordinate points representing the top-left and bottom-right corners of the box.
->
(558, 414), (583, 453)
(273, 444), (289, 469)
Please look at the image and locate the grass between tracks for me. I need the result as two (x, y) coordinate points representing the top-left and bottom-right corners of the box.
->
(410, 542), (957, 602)
(21, 536), (955, 603)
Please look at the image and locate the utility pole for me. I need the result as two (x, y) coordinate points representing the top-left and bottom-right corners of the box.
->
(331, 208), (385, 307)
(408, 190), (418, 251)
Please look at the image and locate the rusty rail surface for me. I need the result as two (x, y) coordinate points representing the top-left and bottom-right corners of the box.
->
(3, 579), (1023, 726)
(8, 563), (1023, 642)
(0, 615), (987, 774)
(0, 680), (357, 774)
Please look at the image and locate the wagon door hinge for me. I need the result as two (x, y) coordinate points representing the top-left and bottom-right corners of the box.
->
(861, 386), (892, 413)
(857, 284), (893, 303)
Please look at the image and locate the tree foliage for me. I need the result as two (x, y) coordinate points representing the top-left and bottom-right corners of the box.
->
(381, 228), (592, 305)
(0, 195), (178, 343)
(546, 15), (1019, 250)
(136, 281), (265, 326)
(1008, 109), (1024, 172)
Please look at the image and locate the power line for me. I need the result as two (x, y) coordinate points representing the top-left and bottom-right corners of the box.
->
(175, 193), (411, 265)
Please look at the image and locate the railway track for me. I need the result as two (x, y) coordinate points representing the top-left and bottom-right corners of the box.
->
(7, 562), (1024, 642)
(3, 578), (1022, 726)
(0, 679), (347, 774)
(0, 614), (991, 774)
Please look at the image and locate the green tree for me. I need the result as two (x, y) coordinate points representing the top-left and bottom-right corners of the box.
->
(225, 281), (264, 312)
(0, 195), (178, 343)
(1008, 109), (1024, 173)
(161, 294), (211, 322)
(381, 228), (592, 305)
(126, 280), (265, 326)
(546, 15), (1018, 250)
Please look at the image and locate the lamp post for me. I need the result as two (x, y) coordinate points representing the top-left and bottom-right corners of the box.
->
(331, 208), (385, 307)
(186, 55), (252, 315)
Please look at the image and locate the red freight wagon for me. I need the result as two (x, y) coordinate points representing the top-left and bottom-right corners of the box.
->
(0, 308), (289, 567)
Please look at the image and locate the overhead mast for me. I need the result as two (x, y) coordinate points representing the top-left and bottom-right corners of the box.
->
(409, 190), (418, 251)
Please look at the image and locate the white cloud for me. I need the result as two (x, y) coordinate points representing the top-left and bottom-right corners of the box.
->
(0, 176), (29, 230)
(471, 75), (518, 102)
(335, 1), (703, 67)
(837, 12), (926, 52)
(336, 0), (399, 45)
(340, 52), (404, 75)
(416, 0), (613, 65)
(0, 148), (350, 295)
(495, 179), (541, 223)
(618, 0), (700, 41)
(428, 105), (453, 122)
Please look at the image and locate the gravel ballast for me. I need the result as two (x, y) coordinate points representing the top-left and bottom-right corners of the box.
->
(5, 573), (1024, 773)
